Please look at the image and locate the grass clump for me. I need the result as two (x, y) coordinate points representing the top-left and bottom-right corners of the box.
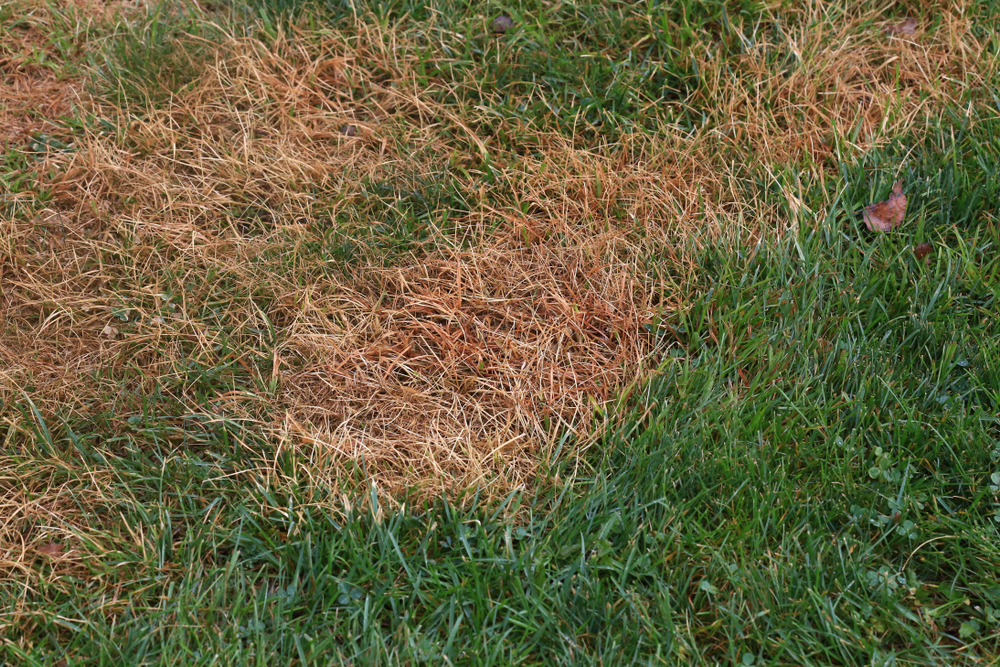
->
(90, 3), (214, 109)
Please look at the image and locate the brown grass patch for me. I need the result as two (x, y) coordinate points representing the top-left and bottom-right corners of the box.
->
(0, 454), (117, 583)
(0, 9), (79, 144)
(2, 3), (996, 499)
(688, 2), (994, 222)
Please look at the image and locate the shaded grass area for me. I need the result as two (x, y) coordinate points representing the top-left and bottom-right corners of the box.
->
(4, 115), (999, 663)
(239, 0), (769, 141)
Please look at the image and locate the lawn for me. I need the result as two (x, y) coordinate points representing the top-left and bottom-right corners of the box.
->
(1, 0), (999, 664)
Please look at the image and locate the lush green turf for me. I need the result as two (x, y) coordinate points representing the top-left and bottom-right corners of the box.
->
(3, 1), (1000, 665)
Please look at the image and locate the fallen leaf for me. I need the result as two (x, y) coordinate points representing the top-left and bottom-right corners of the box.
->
(342, 124), (357, 137)
(886, 17), (918, 35)
(39, 542), (64, 559)
(101, 324), (118, 337)
(914, 242), (933, 264)
(491, 15), (514, 34)
(862, 181), (907, 232)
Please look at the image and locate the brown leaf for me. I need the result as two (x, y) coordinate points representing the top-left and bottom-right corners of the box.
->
(862, 181), (907, 232)
(914, 242), (933, 264)
(886, 17), (918, 35)
(101, 324), (119, 337)
(39, 541), (64, 559)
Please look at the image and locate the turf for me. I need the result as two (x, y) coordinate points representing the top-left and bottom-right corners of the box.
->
(1, 0), (999, 664)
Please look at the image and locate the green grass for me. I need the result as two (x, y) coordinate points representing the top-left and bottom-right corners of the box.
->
(3, 0), (1000, 664)
(90, 3), (218, 109)
(6, 114), (999, 664)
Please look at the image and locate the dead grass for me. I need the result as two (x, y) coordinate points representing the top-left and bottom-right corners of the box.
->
(0, 5), (80, 144)
(688, 1), (995, 224)
(2, 1), (997, 499)
(0, 454), (116, 586)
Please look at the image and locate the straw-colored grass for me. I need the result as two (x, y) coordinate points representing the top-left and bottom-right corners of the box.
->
(2, 0), (995, 498)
